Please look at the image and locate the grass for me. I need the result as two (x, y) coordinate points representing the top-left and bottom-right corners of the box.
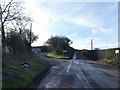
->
(2, 53), (49, 88)
(101, 59), (120, 68)
(41, 52), (69, 59)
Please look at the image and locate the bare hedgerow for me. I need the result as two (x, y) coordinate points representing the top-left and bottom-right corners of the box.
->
(6, 31), (26, 54)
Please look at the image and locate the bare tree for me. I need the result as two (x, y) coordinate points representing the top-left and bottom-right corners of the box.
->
(0, 0), (23, 49)
(11, 16), (32, 35)
(9, 15), (38, 51)
(11, 17), (38, 46)
(25, 28), (39, 46)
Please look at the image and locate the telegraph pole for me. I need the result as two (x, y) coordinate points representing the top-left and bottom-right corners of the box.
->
(91, 39), (93, 50)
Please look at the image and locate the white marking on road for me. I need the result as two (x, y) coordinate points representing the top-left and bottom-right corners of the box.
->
(66, 60), (72, 72)
(76, 73), (92, 88)
(76, 73), (81, 80)
(81, 62), (84, 64)
(67, 52), (79, 72)
(72, 52), (76, 59)
(73, 60), (79, 64)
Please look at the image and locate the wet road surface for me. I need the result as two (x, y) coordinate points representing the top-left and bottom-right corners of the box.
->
(37, 53), (119, 89)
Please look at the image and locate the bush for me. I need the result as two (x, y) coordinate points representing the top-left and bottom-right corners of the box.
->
(5, 31), (30, 54)
(101, 59), (120, 68)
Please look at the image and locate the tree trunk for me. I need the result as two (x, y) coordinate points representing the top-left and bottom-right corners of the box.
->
(2, 23), (5, 50)
(0, 5), (5, 50)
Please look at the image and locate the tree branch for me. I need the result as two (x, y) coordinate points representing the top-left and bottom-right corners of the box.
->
(3, 3), (11, 23)
(2, 0), (13, 14)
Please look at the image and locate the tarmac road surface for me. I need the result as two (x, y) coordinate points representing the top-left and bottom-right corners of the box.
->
(37, 52), (119, 89)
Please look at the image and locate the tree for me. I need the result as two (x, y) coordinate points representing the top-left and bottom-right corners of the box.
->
(46, 36), (72, 54)
(5, 27), (38, 53)
(11, 15), (32, 35)
(0, 0), (23, 50)
(25, 28), (38, 46)
(6, 31), (26, 54)
(9, 13), (38, 46)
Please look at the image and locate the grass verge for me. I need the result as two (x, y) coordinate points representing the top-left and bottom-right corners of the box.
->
(2, 53), (49, 88)
(101, 59), (120, 68)
(41, 52), (69, 59)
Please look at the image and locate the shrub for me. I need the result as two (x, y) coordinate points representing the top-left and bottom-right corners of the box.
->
(6, 31), (27, 54)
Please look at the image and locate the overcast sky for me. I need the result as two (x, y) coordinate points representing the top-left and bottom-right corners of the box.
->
(24, 0), (119, 50)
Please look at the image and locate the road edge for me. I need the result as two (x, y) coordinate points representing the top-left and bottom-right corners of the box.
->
(26, 64), (51, 88)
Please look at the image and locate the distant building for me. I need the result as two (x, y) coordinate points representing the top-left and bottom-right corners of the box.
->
(32, 47), (41, 53)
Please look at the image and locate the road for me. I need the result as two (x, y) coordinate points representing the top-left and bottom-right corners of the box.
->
(37, 52), (119, 89)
